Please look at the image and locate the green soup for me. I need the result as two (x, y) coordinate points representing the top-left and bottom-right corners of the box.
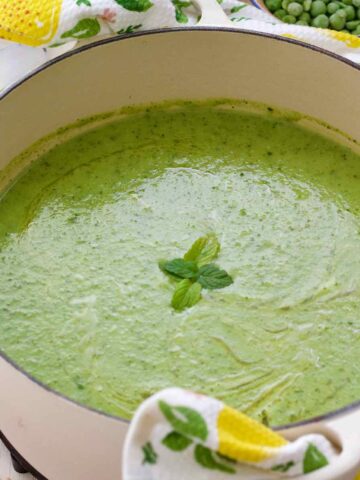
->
(1, 102), (360, 426)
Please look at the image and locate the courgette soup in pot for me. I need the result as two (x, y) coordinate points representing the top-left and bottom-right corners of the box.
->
(1, 101), (360, 427)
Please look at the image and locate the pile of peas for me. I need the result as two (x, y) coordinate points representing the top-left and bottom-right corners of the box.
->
(265, 0), (360, 35)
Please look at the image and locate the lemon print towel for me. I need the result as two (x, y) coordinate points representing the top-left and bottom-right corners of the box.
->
(1, 0), (360, 63)
(0, 0), (62, 46)
(123, 388), (336, 479)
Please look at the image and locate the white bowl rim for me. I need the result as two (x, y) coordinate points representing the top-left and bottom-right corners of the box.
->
(1, 26), (360, 434)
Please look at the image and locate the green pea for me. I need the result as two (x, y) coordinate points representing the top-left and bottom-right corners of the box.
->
(342, 0), (353, 5)
(299, 11), (312, 19)
(312, 12), (330, 24)
(352, 0), (360, 7)
(303, 0), (313, 10)
(283, 13), (298, 21)
(266, 0), (283, 11)
(274, 8), (288, 17)
(330, 11), (347, 27)
(282, 0), (291, 8)
(311, 0), (327, 15)
(357, 6), (360, 17)
(354, 23), (360, 31)
(344, 5), (356, 17)
(327, 2), (340, 12)
(296, 18), (310, 22)
(346, 18), (360, 27)
(337, 8), (348, 17)
(288, 2), (304, 14)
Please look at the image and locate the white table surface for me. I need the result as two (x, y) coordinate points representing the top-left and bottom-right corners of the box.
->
(0, 439), (35, 480)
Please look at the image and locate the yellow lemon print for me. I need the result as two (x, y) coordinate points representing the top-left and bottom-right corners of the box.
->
(0, 0), (62, 47)
(282, 33), (301, 41)
(217, 405), (287, 463)
(326, 30), (360, 48)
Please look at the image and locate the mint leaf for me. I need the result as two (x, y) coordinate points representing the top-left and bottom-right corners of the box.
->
(171, 280), (202, 311)
(114, 0), (153, 12)
(160, 234), (233, 310)
(194, 445), (236, 474)
(159, 401), (208, 441)
(61, 18), (100, 39)
(303, 444), (328, 474)
(162, 431), (192, 451)
(142, 442), (157, 465)
(160, 259), (198, 279)
(197, 264), (233, 290)
(184, 233), (220, 267)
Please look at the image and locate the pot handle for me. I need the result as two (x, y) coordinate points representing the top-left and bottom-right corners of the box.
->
(280, 412), (360, 479)
(194, 0), (234, 26)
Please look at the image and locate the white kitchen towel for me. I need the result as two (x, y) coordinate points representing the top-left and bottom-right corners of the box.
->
(123, 388), (337, 479)
(0, 0), (360, 91)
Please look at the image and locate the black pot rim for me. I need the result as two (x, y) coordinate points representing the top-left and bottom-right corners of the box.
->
(1, 26), (360, 434)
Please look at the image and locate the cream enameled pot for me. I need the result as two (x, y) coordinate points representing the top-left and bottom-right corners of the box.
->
(1, 1), (360, 478)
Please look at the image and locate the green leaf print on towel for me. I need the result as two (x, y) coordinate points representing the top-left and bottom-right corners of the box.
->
(162, 431), (193, 451)
(114, 0), (153, 12)
(142, 442), (158, 465)
(272, 461), (295, 472)
(117, 24), (142, 34)
(76, 0), (92, 6)
(303, 443), (329, 473)
(158, 401), (235, 474)
(230, 4), (247, 12)
(194, 445), (236, 474)
(159, 401), (208, 441)
(61, 18), (100, 39)
(171, 0), (192, 23)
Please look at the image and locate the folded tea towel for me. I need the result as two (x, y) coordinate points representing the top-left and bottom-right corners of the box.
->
(1, 0), (360, 92)
(123, 388), (336, 479)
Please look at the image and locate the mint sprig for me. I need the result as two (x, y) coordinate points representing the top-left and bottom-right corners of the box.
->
(160, 259), (198, 279)
(183, 232), (220, 267)
(159, 234), (233, 311)
(197, 264), (233, 290)
(171, 280), (202, 311)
